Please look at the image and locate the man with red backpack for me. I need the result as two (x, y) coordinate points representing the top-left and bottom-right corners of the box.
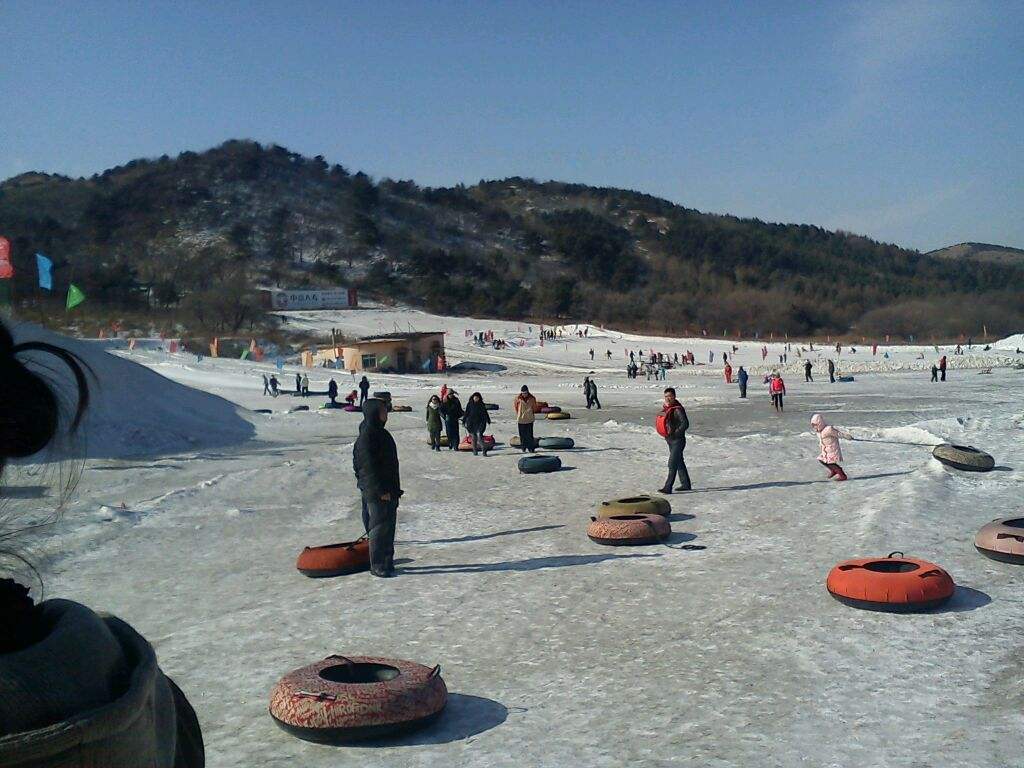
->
(770, 372), (786, 412)
(657, 387), (691, 494)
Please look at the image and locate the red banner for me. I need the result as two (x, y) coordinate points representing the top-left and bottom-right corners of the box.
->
(0, 237), (12, 279)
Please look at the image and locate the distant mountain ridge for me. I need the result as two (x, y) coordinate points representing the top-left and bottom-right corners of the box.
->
(1, 139), (1022, 338)
(925, 242), (1024, 267)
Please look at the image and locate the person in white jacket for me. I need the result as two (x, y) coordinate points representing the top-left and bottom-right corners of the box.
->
(810, 413), (852, 481)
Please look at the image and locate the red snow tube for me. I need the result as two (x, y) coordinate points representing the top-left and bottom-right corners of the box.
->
(296, 539), (370, 578)
(458, 434), (496, 451)
(343, 404), (360, 412)
(269, 655), (447, 744)
(826, 552), (955, 612)
(587, 514), (670, 546)
(532, 400), (549, 413)
(539, 406), (561, 414)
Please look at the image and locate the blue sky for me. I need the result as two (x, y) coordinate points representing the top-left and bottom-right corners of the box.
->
(1, 1), (1021, 251)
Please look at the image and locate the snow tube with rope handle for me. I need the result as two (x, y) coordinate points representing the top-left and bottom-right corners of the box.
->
(269, 655), (447, 744)
(518, 455), (561, 474)
(296, 539), (370, 578)
(974, 518), (1024, 564)
(826, 552), (954, 612)
(932, 443), (995, 472)
(547, 412), (571, 420)
(587, 514), (670, 546)
(597, 495), (671, 518)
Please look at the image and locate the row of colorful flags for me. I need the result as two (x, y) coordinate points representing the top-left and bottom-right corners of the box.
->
(0, 236), (85, 309)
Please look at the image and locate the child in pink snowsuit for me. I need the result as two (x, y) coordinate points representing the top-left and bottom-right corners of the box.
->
(811, 413), (852, 481)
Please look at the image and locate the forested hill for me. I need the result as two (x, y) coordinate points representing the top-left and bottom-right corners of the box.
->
(2, 139), (1022, 338)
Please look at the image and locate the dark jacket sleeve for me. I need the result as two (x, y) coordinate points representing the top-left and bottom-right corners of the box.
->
(669, 407), (689, 440)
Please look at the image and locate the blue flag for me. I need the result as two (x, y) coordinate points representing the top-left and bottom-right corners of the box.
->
(36, 253), (53, 290)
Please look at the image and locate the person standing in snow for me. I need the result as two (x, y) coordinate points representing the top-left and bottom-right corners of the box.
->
(827, 358), (836, 384)
(737, 366), (748, 398)
(770, 372), (786, 412)
(939, 355), (947, 382)
(269, 375), (279, 396)
(295, 372), (302, 394)
(425, 395), (443, 451)
(514, 385), (538, 453)
(353, 398), (403, 576)
(724, 362), (733, 384)
(804, 360), (813, 382)
(441, 390), (464, 450)
(301, 373), (310, 397)
(588, 377), (601, 409)
(262, 373), (270, 396)
(810, 413), (852, 481)
(328, 378), (338, 404)
(658, 387), (691, 494)
(589, 348), (595, 360)
(583, 376), (593, 408)
(358, 375), (370, 405)
(931, 364), (939, 382)
(462, 392), (491, 456)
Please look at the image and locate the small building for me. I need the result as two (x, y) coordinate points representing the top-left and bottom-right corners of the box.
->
(317, 332), (446, 373)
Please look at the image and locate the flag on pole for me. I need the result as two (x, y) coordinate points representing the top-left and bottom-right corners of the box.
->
(66, 283), (85, 309)
(239, 349), (249, 360)
(36, 253), (53, 290)
(0, 237), (13, 279)
(209, 338), (219, 357)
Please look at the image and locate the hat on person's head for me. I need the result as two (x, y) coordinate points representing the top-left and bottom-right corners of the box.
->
(520, 385), (529, 392)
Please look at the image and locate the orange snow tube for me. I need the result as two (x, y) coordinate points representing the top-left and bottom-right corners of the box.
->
(297, 539), (370, 578)
(458, 434), (496, 451)
(826, 551), (954, 612)
(587, 514), (670, 546)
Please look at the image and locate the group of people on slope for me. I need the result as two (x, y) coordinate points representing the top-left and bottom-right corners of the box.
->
(425, 389), (493, 455)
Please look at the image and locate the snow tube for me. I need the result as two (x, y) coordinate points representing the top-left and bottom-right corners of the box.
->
(321, 402), (344, 410)
(296, 539), (370, 578)
(269, 655), (447, 744)
(509, 435), (521, 447)
(485, 403), (499, 411)
(932, 444), (995, 472)
(518, 455), (561, 474)
(974, 518), (1024, 564)
(254, 408), (273, 414)
(539, 406), (561, 414)
(597, 495), (671, 518)
(392, 405), (412, 412)
(372, 391), (392, 400)
(547, 412), (571, 420)
(289, 405), (310, 413)
(458, 435), (496, 452)
(538, 436), (574, 450)
(837, 376), (855, 383)
(343, 405), (361, 412)
(426, 435), (450, 447)
(826, 552), (955, 612)
(587, 514), (670, 546)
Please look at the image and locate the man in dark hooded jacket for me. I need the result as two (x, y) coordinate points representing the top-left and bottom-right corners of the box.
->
(352, 399), (402, 577)
(441, 391), (464, 450)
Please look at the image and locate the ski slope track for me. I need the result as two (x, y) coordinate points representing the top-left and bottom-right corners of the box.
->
(7, 313), (1024, 768)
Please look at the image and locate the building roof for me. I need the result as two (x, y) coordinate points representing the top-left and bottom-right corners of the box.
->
(349, 332), (445, 345)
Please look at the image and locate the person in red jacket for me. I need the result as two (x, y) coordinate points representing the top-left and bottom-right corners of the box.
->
(770, 372), (786, 412)
(939, 354), (947, 381)
(724, 362), (733, 384)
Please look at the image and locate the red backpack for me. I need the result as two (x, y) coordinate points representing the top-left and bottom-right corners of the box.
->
(656, 405), (681, 437)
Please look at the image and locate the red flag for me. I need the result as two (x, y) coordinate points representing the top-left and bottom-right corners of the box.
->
(0, 237), (12, 279)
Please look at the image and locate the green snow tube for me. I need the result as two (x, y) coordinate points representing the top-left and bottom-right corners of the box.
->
(518, 455), (562, 474)
(932, 444), (995, 472)
(538, 437), (575, 450)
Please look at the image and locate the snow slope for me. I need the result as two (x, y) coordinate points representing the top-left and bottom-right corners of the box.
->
(8, 317), (1024, 768)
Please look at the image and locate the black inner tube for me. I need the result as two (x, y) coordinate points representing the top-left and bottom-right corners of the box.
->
(863, 561), (920, 574)
(319, 663), (401, 684)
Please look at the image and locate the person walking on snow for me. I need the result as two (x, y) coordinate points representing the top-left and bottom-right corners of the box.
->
(262, 373), (270, 396)
(353, 398), (403, 577)
(462, 392), (491, 456)
(657, 387), (691, 494)
(328, 378), (338, 404)
(583, 376), (593, 408)
(804, 360), (813, 382)
(295, 373), (302, 394)
(425, 395), (444, 451)
(590, 348), (594, 360)
(269, 375), (279, 397)
(931, 364), (939, 383)
(514, 385), (538, 453)
(588, 377), (601, 409)
(827, 359), (836, 383)
(737, 366), (748, 398)
(811, 413), (852, 481)
(724, 362), (733, 384)
(441, 390), (464, 450)
(301, 374), (310, 397)
(770, 372), (786, 412)
(358, 375), (370, 405)
(939, 355), (947, 382)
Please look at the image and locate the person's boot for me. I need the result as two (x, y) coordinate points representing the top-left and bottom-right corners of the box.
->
(833, 467), (848, 481)
(824, 465), (838, 478)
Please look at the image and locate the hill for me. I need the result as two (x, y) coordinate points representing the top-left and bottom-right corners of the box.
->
(925, 242), (1024, 267)
(1, 139), (1022, 338)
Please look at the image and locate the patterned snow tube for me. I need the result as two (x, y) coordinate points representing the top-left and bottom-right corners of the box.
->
(392, 405), (412, 412)
(975, 518), (1024, 564)
(597, 495), (671, 518)
(485, 403), (499, 411)
(826, 552), (955, 612)
(547, 412), (571, 420)
(932, 444), (995, 472)
(269, 655), (447, 744)
(254, 408), (273, 414)
(539, 406), (561, 414)
(588, 514), (671, 546)
(296, 539), (370, 578)
(538, 436), (574, 450)
(518, 455), (562, 474)
(509, 435), (521, 447)
(343, 405), (361, 412)
(458, 435), (496, 452)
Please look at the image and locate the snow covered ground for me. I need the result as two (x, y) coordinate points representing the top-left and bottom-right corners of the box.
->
(7, 315), (1024, 768)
